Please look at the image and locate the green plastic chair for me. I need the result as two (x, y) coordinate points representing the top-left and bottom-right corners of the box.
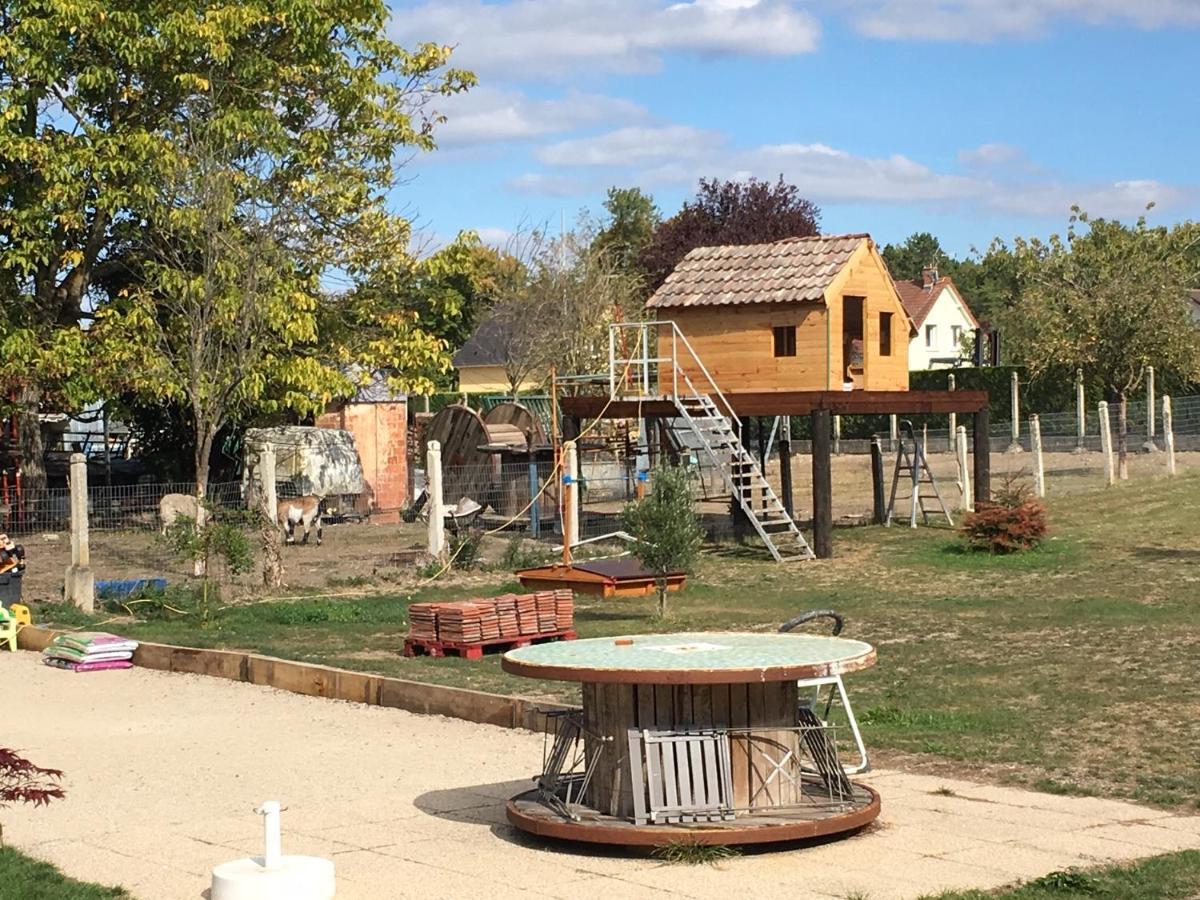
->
(0, 607), (17, 651)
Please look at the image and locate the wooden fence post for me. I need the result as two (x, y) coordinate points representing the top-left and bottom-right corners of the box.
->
(948, 373), (957, 453)
(1142, 365), (1158, 452)
(973, 407), (991, 505)
(64, 453), (94, 612)
(259, 442), (282, 589)
(779, 418), (794, 519)
(1073, 369), (1086, 454)
(1163, 395), (1176, 476)
(810, 410), (833, 559)
(1030, 414), (1045, 498)
(1007, 371), (1022, 453)
(870, 437), (886, 525)
(1098, 402), (1115, 487)
(956, 425), (972, 511)
(564, 440), (580, 551)
(426, 440), (446, 558)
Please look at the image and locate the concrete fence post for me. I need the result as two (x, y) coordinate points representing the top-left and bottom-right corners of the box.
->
(259, 442), (282, 589)
(833, 414), (841, 456)
(426, 440), (446, 559)
(1163, 395), (1176, 476)
(261, 442), (278, 525)
(948, 373), (957, 453)
(1007, 371), (1022, 453)
(955, 425), (972, 511)
(1098, 401), (1115, 487)
(1143, 365), (1158, 452)
(889, 414), (898, 452)
(64, 452), (94, 612)
(564, 440), (580, 549)
(1073, 369), (1086, 454)
(1030, 414), (1045, 498)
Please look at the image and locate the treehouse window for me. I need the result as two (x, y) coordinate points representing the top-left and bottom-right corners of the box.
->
(773, 325), (797, 358)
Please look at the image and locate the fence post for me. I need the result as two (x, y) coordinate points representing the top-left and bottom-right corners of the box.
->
(564, 440), (580, 551)
(1030, 414), (1045, 498)
(528, 462), (541, 538)
(833, 414), (841, 456)
(889, 414), (898, 452)
(1163, 395), (1176, 476)
(948, 373), (957, 453)
(1007, 371), (1022, 452)
(810, 410), (833, 559)
(426, 440), (446, 559)
(63, 452), (94, 612)
(1098, 402), (1115, 487)
(259, 442), (282, 589)
(956, 425), (972, 511)
(870, 437), (886, 525)
(1073, 369), (1086, 454)
(1142, 365), (1158, 452)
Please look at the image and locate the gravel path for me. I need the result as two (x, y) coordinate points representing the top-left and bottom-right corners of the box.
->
(5, 650), (1199, 899)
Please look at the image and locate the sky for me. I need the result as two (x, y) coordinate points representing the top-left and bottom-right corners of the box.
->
(388, 0), (1200, 258)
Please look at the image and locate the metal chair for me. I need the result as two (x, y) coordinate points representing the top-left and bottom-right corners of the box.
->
(780, 609), (869, 775)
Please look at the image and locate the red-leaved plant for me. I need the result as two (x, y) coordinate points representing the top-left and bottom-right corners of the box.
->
(960, 476), (1048, 554)
(0, 748), (65, 846)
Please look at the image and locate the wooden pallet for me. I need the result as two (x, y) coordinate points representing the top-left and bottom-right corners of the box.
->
(402, 629), (578, 660)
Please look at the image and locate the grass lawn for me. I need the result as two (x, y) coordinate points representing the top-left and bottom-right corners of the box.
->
(34, 471), (1200, 810)
(0, 847), (130, 899)
(926, 850), (1200, 899)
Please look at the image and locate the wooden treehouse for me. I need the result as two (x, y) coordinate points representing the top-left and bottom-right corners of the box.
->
(562, 234), (993, 563)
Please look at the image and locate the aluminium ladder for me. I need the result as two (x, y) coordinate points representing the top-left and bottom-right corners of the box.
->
(885, 419), (954, 528)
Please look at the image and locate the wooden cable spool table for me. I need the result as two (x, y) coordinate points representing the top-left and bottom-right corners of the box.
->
(502, 632), (880, 846)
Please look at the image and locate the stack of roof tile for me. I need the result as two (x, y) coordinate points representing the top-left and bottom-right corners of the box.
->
(408, 603), (439, 640)
(554, 589), (574, 631)
(436, 602), (485, 644)
(494, 594), (520, 638)
(406, 591), (575, 647)
(535, 591), (557, 632)
(516, 594), (539, 635)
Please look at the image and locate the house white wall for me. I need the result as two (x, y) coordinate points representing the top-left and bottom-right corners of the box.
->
(908, 285), (975, 370)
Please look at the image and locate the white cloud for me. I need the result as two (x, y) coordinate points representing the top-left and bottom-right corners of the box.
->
(518, 126), (1193, 218)
(837, 0), (1200, 41)
(392, 0), (820, 77)
(506, 172), (589, 196)
(433, 87), (650, 147)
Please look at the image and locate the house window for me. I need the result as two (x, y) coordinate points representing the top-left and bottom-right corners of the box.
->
(773, 325), (796, 358)
(951, 325), (962, 347)
(925, 324), (937, 348)
(879, 312), (893, 356)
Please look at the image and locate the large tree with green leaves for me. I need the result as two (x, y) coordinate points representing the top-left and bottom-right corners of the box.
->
(592, 186), (660, 283)
(1004, 208), (1200, 478)
(0, 0), (472, 490)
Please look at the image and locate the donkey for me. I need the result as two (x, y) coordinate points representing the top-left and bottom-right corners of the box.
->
(278, 495), (324, 546)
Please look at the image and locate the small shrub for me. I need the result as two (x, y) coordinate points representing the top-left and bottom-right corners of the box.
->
(621, 465), (704, 617)
(651, 840), (739, 866)
(960, 477), (1047, 554)
(499, 535), (553, 571)
(1026, 868), (1104, 894)
(447, 526), (484, 571)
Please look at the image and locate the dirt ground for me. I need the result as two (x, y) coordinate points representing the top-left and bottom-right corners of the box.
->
(15, 447), (1192, 604)
(7, 650), (1200, 900)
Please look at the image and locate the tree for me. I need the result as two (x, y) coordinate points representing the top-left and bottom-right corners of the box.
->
(621, 464), (704, 617)
(640, 177), (820, 291)
(882, 232), (1021, 326)
(593, 187), (660, 281)
(1004, 208), (1200, 479)
(0, 0), (473, 491)
(881, 232), (955, 282)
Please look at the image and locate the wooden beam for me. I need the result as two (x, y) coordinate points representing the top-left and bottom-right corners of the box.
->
(779, 420), (793, 519)
(870, 437), (886, 525)
(559, 397), (678, 419)
(973, 407), (991, 504)
(810, 409), (833, 559)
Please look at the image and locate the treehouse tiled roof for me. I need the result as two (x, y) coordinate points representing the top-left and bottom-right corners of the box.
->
(645, 234), (869, 310)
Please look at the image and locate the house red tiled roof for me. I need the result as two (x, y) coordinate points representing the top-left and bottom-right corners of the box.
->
(645, 234), (869, 310)
(893, 276), (979, 330)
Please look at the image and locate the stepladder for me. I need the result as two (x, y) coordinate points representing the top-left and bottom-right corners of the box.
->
(885, 419), (954, 528)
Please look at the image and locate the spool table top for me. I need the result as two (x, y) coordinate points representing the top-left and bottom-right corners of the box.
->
(501, 632), (875, 685)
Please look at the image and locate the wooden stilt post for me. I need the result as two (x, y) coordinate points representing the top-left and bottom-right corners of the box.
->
(956, 425), (971, 511)
(426, 440), (446, 559)
(973, 407), (991, 505)
(1007, 371), (1022, 453)
(1099, 401), (1115, 487)
(1030, 414), (1045, 498)
(63, 453), (94, 612)
(779, 417), (794, 520)
(870, 437), (886, 525)
(1073, 369), (1086, 454)
(810, 409), (833, 559)
(1163, 395), (1176, 476)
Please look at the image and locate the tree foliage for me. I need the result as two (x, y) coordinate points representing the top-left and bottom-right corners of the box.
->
(640, 177), (820, 291)
(882, 232), (1021, 326)
(621, 464), (703, 617)
(0, 0), (473, 488)
(593, 186), (660, 281)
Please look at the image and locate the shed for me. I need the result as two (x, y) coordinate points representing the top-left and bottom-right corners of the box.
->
(646, 234), (913, 393)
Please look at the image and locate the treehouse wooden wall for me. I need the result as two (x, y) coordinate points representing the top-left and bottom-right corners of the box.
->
(824, 241), (911, 392)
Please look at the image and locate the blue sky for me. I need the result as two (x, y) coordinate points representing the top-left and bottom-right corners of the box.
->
(389, 1), (1200, 257)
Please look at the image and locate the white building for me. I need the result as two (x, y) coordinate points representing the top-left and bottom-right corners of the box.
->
(893, 268), (980, 370)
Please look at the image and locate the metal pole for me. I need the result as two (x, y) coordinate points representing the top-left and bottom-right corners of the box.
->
(528, 462), (540, 538)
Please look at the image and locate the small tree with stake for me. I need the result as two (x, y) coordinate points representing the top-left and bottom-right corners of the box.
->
(621, 465), (704, 618)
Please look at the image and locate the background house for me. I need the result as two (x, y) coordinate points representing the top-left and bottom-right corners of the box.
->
(646, 234), (912, 393)
(452, 316), (537, 396)
(893, 268), (980, 370)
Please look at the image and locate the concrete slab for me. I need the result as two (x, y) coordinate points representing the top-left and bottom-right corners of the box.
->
(4, 650), (1198, 900)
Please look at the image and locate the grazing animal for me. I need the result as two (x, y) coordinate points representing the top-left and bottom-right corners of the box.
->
(278, 495), (323, 546)
(159, 493), (201, 533)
